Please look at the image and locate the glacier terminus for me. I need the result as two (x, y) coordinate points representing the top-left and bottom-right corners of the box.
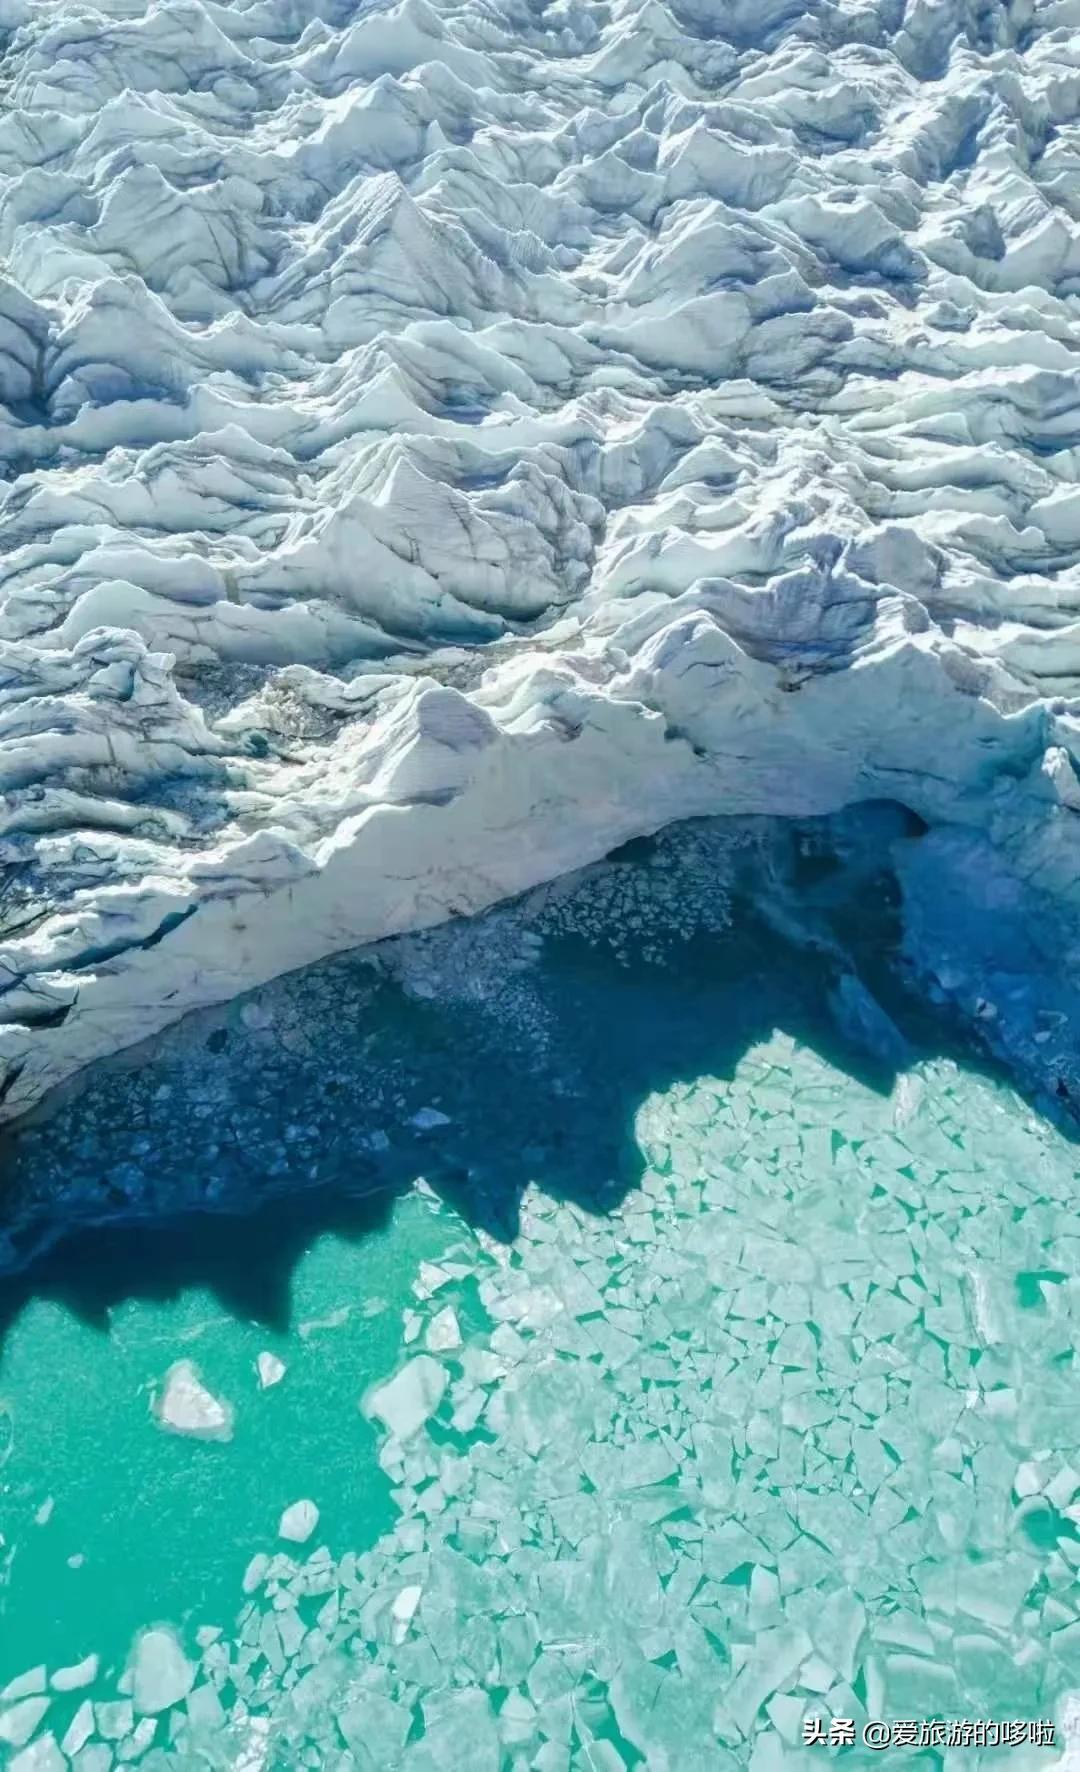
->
(3, 0), (1080, 1116)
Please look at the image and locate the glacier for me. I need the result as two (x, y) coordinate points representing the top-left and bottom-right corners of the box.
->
(4, 0), (1080, 1119)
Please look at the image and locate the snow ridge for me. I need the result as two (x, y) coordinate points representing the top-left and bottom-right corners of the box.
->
(4, 0), (1080, 1117)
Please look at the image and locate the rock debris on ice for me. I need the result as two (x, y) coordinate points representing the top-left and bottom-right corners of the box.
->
(3, 0), (1080, 1121)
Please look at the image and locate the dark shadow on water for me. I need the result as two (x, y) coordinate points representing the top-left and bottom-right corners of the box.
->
(0, 809), (1074, 1351)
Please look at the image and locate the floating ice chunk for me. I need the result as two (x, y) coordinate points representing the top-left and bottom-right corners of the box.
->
(278, 1500), (320, 1544)
(9, 1736), (65, 1772)
(726, 1626), (812, 1730)
(124, 1718), (158, 1757)
(53, 1656), (98, 1693)
(0, 1697), (49, 1747)
(426, 1306), (462, 1351)
(62, 1701), (95, 1757)
(411, 1106), (451, 1130)
(131, 1628), (195, 1715)
(1, 1671), (46, 1703)
(337, 1692), (412, 1763)
(70, 1748), (112, 1772)
(34, 1499), (53, 1526)
(153, 1362), (233, 1442)
(242, 1553), (270, 1593)
(813, 1590), (866, 1684)
(255, 1352), (286, 1389)
(363, 1356), (448, 1441)
(390, 1584), (422, 1643)
(96, 1700), (132, 1740)
(186, 1683), (226, 1732)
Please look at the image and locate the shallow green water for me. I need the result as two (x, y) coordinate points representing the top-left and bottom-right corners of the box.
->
(1, 818), (1079, 1769)
(0, 1192), (458, 1682)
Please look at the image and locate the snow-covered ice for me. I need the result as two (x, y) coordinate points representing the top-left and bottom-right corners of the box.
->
(4, 0), (1080, 1119)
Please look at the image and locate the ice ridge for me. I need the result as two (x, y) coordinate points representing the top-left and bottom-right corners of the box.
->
(4, 0), (1080, 1116)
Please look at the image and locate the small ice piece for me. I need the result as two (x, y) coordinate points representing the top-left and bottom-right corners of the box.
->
(390, 1585), (422, 1643)
(62, 1700), (95, 1757)
(242, 1554), (270, 1593)
(363, 1356), (448, 1441)
(53, 1656), (99, 1692)
(153, 1362), (233, 1442)
(426, 1306), (462, 1352)
(278, 1500), (319, 1544)
(131, 1628), (195, 1715)
(256, 1352), (286, 1390)
(34, 1499), (53, 1526)
(0, 1697), (50, 1747)
(411, 1106), (451, 1130)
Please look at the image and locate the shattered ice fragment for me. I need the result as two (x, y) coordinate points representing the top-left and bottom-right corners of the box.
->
(61, 1700), (95, 1757)
(411, 1106), (451, 1130)
(278, 1499), (320, 1544)
(1, 1670), (46, 1702)
(391, 1585), (422, 1644)
(363, 1356), (448, 1441)
(153, 1362), (233, 1441)
(52, 1656), (99, 1692)
(0, 1696), (50, 1747)
(242, 1553), (270, 1593)
(124, 1718), (158, 1757)
(70, 1748), (112, 1772)
(131, 1628), (195, 1715)
(186, 1683), (226, 1732)
(34, 1499), (53, 1526)
(9, 1736), (65, 1772)
(426, 1306), (462, 1351)
(256, 1352), (286, 1389)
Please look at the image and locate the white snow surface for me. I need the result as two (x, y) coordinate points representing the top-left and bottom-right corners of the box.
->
(4, 0), (1080, 1117)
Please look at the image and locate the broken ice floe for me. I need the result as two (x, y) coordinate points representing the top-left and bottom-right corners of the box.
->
(152, 1362), (233, 1442)
(8, 1038), (1074, 1768)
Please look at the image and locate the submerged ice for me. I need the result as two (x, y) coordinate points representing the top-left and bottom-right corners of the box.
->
(5, 0), (1080, 1114)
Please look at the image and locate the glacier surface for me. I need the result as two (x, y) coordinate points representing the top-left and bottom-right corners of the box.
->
(4, 0), (1080, 1116)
